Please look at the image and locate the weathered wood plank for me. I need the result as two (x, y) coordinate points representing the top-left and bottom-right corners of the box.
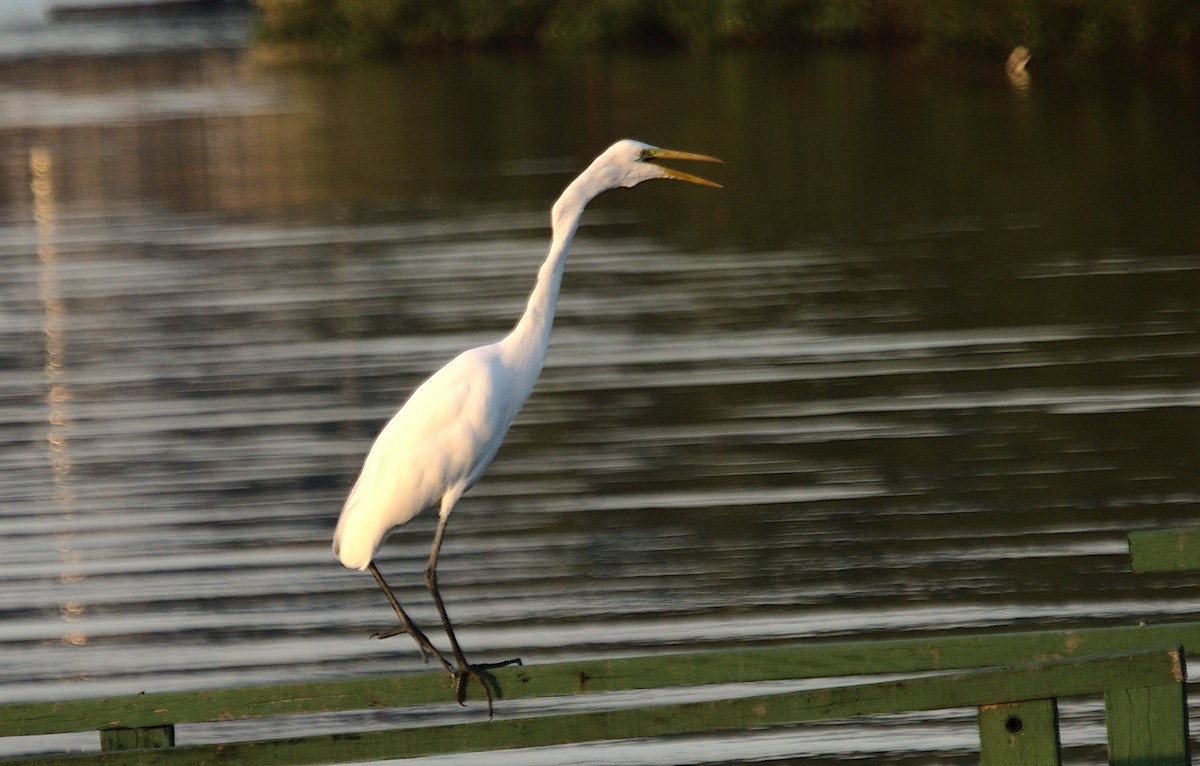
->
(1128, 527), (1200, 573)
(978, 698), (1061, 766)
(3, 621), (1198, 738)
(0, 649), (1184, 766)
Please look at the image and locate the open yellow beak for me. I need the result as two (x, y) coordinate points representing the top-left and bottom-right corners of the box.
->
(642, 147), (723, 188)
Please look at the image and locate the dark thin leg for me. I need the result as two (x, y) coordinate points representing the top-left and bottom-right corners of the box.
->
(424, 514), (522, 717)
(367, 560), (453, 674)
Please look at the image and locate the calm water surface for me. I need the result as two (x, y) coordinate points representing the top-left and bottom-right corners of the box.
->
(1, 13), (1200, 764)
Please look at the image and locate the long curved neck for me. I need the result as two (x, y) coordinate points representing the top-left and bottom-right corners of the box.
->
(499, 171), (600, 370)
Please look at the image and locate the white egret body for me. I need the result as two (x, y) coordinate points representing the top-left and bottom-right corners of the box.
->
(333, 139), (720, 714)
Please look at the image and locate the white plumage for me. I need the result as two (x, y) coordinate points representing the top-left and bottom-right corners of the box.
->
(333, 139), (721, 715)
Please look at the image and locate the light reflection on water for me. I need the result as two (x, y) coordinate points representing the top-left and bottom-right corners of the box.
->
(1, 20), (1200, 764)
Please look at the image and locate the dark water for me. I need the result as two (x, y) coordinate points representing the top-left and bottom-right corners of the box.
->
(1, 13), (1200, 763)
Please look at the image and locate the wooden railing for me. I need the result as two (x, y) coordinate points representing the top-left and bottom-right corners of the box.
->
(1, 529), (1195, 765)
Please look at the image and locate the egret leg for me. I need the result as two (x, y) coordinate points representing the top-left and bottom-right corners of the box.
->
(367, 561), (453, 674)
(424, 514), (522, 717)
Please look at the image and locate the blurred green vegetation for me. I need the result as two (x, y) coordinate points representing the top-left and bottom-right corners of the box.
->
(252, 0), (1200, 59)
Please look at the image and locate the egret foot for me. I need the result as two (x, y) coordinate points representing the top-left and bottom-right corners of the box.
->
(455, 657), (523, 718)
(365, 561), (455, 673)
(371, 626), (454, 674)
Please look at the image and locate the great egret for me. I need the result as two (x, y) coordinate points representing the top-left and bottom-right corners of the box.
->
(333, 139), (721, 715)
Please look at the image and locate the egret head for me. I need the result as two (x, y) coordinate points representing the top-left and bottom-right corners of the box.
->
(551, 139), (721, 236)
(593, 139), (722, 191)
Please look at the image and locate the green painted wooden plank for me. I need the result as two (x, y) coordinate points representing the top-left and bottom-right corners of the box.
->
(4, 621), (1198, 738)
(0, 649), (1183, 766)
(0, 673), (458, 738)
(1128, 527), (1200, 573)
(1104, 682), (1191, 766)
(978, 699), (1061, 766)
